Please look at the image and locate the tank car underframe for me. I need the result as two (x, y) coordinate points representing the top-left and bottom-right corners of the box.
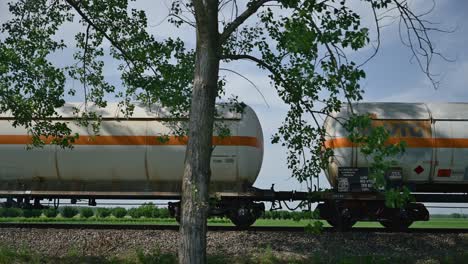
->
(314, 192), (468, 231)
(316, 199), (429, 231)
(168, 199), (266, 229)
(0, 188), (466, 204)
(0, 189), (466, 204)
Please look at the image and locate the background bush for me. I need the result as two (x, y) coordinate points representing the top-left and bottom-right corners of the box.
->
(0, 205), (170, 219)
(158, 208), (170, 218)
(96, 208), (111, 218)
(138, 203), (156, 218)
(43, 208), (58, 218)
(111, 207), (127, 218)
(61, 206), (78, 218)
(22, 209), (42, 218)
(0, 208), (22, 217)
(126, 203), (170, 219)
(292, 211), (303, 222)
(128, 208), (140, 219)
(450, 213), (467, 218)
(80, 207), (94, 218)
(0, 205), (326, 221)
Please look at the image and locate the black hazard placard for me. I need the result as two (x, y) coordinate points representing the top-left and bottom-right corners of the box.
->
(337, 167), (374, 192)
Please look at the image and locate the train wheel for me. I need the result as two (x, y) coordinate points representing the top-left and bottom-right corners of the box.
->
(379, 219), (413, 231)
(379, 220), (392, 229)
(168, 202), (181, 224)
(317, 202), (356, 231)
(380, 208), (413, 231)
(327, 215), (357, 231)
(329, 206), (357, 231)
(228, 202), (264, 229)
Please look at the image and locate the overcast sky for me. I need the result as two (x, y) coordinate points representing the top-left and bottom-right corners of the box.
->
(1, 1), (467, 213)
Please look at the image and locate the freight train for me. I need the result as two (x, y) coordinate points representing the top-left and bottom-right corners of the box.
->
(1, 102), (468, 230)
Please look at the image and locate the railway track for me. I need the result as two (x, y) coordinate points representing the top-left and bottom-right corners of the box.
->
(0, 222), (467, 233)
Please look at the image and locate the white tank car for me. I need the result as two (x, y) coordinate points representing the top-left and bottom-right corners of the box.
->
(324, 102), (468, 192)
(0, 103), (263, 196)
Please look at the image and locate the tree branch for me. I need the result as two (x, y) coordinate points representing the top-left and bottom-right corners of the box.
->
(392, 0), (451, 89)
(83, 23), (91, 111)
(65, 1), (130, 63)
(222, 53), (278, 76)
(219, 0), (274, 44)
(64, 0), (159, 78)
(358, 3), (381, 68)
(219, 67), (270, 107)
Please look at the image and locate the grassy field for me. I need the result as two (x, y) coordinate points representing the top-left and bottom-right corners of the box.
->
(0, 216), (467, 229)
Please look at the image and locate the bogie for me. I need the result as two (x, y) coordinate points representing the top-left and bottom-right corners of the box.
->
(317, 200), (429, 231)
(168, 200), (265, 229)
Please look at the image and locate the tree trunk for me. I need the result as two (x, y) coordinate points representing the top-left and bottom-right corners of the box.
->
(179, 1), (219, 263)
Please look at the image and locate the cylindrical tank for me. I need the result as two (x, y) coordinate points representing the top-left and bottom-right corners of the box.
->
(0, 103), (264, 194)
(324, 102), (468, 192)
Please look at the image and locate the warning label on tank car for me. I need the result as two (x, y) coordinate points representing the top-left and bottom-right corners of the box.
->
(337, 167), (374, 192)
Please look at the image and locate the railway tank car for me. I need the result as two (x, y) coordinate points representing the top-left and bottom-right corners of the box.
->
(324, 102), (468, 192)
(318, 102), (468, 230)
(0, 102), (265, 227)
(0, 102), (263, 194)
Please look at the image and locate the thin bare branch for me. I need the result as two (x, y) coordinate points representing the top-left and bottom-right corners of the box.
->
(169, 13), (196, 27)
(82, 23), (91, 111)
(222, 53), (279, 76)
(219, 67), (270, 107)
(220, 0), (275, 44)
(392, 0), (454, 88)
(358, 3), (381, 68)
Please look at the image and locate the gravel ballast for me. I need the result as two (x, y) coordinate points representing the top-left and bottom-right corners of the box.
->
(0, 228), (466, 259)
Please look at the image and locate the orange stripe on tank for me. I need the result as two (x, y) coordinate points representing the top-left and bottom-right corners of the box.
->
(433, 138), (468, 148)
(0, 135), (262, 148)
(324, 138), (356, 148)
(324, 137), (468, 149)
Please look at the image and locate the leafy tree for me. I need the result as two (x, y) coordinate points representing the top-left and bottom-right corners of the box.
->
(0, 0), (444, 263)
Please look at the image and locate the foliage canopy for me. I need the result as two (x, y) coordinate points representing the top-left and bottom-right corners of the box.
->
(0, 0), (443, 194)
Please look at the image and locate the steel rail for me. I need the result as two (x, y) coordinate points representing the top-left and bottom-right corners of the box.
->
(0, 223), (467, 233)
